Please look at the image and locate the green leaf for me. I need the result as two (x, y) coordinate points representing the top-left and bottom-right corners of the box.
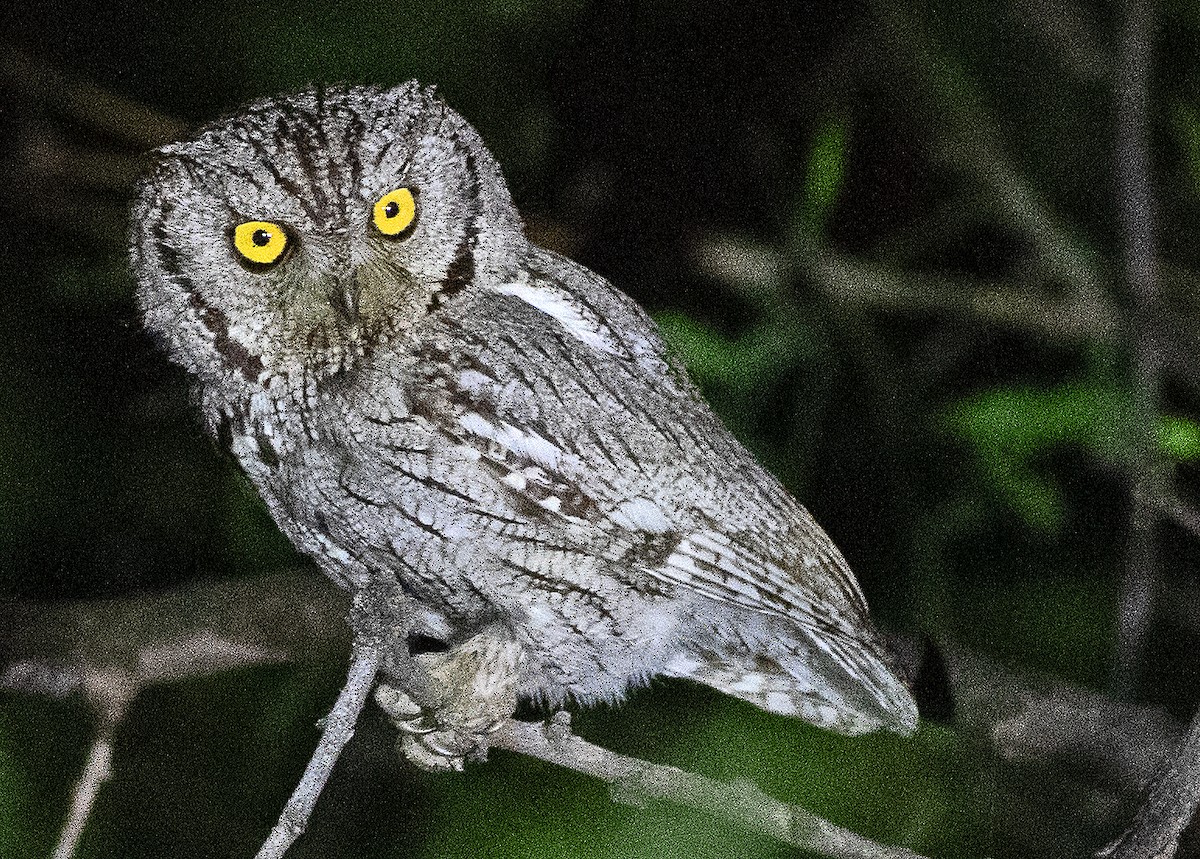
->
(653, 312), (810, 390)
(0, 716), (32, 859)
(944, 382), (1131, 531)
(1170, 101), (1200, 199)
(797, 116), (848, 238)
(1160, 415), (1200, 462)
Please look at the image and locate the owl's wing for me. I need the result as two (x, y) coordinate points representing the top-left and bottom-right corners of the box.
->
(389, 248), (915, 727)
(423, 347), (915, 728)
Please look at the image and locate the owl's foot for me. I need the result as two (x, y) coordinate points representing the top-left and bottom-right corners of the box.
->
(374, 684), (506, 771)
(374, 623), (524, 772)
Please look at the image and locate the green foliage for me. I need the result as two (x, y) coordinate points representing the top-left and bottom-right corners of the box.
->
(0, 716), (33, 859)
(653, 312), (812, 392)
(946, 381), (1199, 532)
(218, 468), (303, 574)
(956, 573), (1116, 685)
(1160, 414), (1200, 462)
(797, 116), (848, 239)
(945, 382), (1123, 531)
(1171, 101), (1200, 199)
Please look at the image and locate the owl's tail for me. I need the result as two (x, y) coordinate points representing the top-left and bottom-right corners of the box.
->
(663, 626), (919, 737)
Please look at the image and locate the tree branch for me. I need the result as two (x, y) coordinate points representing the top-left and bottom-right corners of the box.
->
(691, 235), (1120, 343)
(8, 574), (1199, 857)
(1110, 0), (1163, 700)
(255, 642), (381, 859)
(51, 712), (120, 859)
(1098, 705), (1200, 859)
(3, 576), (927, 859)
(492, 713), (928, 859)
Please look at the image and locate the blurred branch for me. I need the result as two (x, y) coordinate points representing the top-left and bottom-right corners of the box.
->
(0, 44), (187, 148)
(939, 642), (1180, 792)
(492, 713), (928, 859)
(1109, 0), (1164, 701)
(1164, 495), (1200, 541)
(1, 574), (350, 858)
(1098, 706), (1200, 859)
(0, 43), (186, 247)
(692, 234), (1120, 343)
(51, 710), (119, 859)
(1097, 2), (1200, 855)
(868, 2), (1109, 304)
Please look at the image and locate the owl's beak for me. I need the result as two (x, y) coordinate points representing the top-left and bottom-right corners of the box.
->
(327, 276), (360, 325)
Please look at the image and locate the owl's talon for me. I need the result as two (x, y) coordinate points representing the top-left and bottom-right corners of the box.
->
(398, 728), (486, 772)
(397, 718), (437, 735)
(423, 734), (460, 758)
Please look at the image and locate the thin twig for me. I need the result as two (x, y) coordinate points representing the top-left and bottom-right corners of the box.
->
(692, 235), (1120, 343)
(51, 713), (120, 859)
(491, 714), (929, 859)
(254, 642), (381, 859)
(869, 2), (1108, 305)
(1164, 495), (1200, 540)
(1110, 0), (1162, 700)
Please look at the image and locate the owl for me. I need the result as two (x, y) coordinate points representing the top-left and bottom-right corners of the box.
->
(130, 82), (918, 771)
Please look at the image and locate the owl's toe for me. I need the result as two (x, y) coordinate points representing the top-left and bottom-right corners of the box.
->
(374, 684), (424, 721)
(399, 727), (489, 772)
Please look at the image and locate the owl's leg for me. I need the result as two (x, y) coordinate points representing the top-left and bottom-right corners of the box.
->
(374, 622), (525, 771)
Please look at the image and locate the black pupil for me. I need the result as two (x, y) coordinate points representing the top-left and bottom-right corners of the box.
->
(384, 201), (400, 218)
(251, 229), (272, 247)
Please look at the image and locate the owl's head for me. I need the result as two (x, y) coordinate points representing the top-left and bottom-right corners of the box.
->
(131, 82), (524, 388)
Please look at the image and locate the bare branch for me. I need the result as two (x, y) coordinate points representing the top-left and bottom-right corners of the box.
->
(255, 642), (382, 859)
(941, 643), (1180, 791)
(11, 576), (1200, 858)
(0, 574), (351, 858)
(1098, 706), (1200, 859)
(491, 713), (929, 859)
(3, 576), (929, 859)
(0, 573), (350, 689)
(51, 713), (120, 859)
(1111, 0), (1163, 700)
(691, 234), (1121, 342)
(1164, 496), (1200, 542)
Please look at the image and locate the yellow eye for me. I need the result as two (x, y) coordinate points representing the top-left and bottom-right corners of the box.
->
(233, 221), (289, 266)
(373, 187), (417, 236)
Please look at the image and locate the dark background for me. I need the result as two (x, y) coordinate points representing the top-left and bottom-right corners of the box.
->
(2, 1), (1199, 857)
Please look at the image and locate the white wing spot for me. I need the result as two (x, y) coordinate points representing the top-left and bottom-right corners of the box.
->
(609, 497), (674, 533)
(493, 278), (623, 356)
(458, 412), (576, 473)
(457, 369), (493, 392)
(730, 673), (769, 695)
(765, 692), (796, 714)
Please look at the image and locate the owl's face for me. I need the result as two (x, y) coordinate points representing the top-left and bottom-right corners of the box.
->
(131, 83), (524, 387)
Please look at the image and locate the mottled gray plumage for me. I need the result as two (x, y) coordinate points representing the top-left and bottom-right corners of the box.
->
(131, 82), (917, 770)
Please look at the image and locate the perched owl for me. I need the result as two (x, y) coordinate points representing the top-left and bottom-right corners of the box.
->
(131, 82), (918, 771)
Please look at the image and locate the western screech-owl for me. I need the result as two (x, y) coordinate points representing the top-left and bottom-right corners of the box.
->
(130, 82), (918, 770)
